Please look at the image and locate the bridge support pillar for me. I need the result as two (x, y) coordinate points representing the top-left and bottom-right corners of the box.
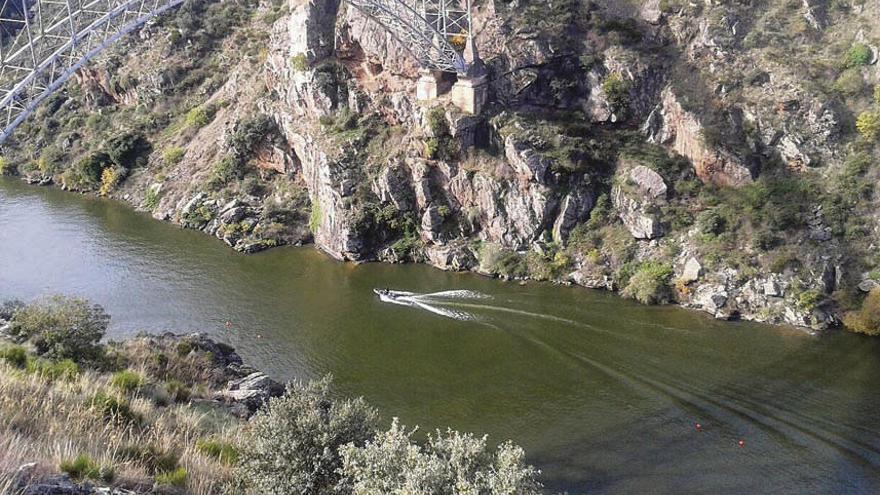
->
(451, 74), (488, 115)
(416, 69), (443, 101)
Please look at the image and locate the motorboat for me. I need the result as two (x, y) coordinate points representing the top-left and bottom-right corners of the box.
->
(373, 288), (416, 306)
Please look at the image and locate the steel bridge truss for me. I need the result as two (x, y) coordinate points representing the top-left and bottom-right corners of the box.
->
(0, 0), (185, 144)
(346, 0), (472, 74)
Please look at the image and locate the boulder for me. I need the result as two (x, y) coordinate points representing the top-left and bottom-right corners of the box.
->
(215, 372), (284, 416)
(612, 164), (667, 239)
(681, 257), (703, 283)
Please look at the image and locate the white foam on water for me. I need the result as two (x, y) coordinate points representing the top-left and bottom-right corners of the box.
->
(414, 290), (491, 300)
(375, 289), (476, 321)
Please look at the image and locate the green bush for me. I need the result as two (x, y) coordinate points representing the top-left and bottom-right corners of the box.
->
(339, 419), (543, 494)
(118, 444), (179, 475)
(0, 156), (16, 175)
(163, 147), (186, 165)
(185, 106), (213, 128)
(27, 358), (79, 381)
(59, 455), (115, 483)
(844, 43), (872, 68)
(290, 53), (309, 71)
(144, 186), (161, 211)
(196, 439), (239, 465)
(90, 393), (141, 425)
(63, 152), (111, 189)
(832, 68), (864, 96)
(110, 369), (144, 393)
(856, 111), (880, 140)
(105, 132), (150, 169)
(622, 261), (674, 304)
(844, 288), (880, 335)
(6, 295), (109, 365)
(875, 85), (880, 104)
(232, 376), (379, 494)
(602, 73), (630, 112)
(164, 379), (190, 402)
(0, 345), (27, 368)
(155, 467), (187, 487)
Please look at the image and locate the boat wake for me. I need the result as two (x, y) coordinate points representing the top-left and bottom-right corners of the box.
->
(374, 289), (491, 321)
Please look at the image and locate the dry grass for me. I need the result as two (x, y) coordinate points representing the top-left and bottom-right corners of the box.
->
(0, 361), (243, 494)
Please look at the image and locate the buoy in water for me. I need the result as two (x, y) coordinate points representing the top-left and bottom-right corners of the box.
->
(225, 320), (232, 328)
(695, 423), (702, 432)
(738, 440), (745, 448)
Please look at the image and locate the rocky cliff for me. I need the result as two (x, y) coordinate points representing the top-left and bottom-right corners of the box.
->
(3, 0), (880, 332)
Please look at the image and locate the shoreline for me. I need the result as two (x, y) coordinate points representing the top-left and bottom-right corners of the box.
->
(1, 174), (828, 335)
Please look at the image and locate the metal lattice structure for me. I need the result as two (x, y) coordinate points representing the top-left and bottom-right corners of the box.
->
(0, 0), (185, 144)
(346, 0), (472, 74)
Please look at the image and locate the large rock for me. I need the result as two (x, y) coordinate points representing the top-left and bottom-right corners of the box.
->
(680, 257), (703, 284)
(644, 87), (755, 187)
(612, 163), (667, 239)
(215, 372), (284, 416)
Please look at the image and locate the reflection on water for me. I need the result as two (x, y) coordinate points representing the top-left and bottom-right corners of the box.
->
(2, 177), (879, 493)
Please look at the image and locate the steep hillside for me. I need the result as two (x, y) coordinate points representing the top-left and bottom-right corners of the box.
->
(2, 0), (880, 332)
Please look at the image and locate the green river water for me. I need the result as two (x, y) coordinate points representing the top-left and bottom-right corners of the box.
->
(2, 177), (879, 493)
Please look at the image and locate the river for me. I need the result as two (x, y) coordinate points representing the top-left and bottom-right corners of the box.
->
(1, 177), (879, 493)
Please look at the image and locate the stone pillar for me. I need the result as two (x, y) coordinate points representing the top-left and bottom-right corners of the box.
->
(416, 69), (442, 101)
(451, 74), (488, 115)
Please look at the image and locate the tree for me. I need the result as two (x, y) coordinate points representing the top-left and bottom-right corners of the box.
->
(339, 419), (543, 495)
(233, 376), (379, 494)
(6, 295), (109, 364)
(844, 288), (880, 336)
(856, 111), (880, 141)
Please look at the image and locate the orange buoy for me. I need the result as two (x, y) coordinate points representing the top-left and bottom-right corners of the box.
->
(225, 320), (232, 327)
(695, 423), (702, 432)
(738, 440), (745, 448)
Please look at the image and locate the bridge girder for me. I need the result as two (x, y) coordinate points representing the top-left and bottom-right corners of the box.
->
(345, 0), (471, 74)
(0, 0), (185, 145)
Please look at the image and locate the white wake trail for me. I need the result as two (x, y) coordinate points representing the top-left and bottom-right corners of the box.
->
(414, 290), (491, 300)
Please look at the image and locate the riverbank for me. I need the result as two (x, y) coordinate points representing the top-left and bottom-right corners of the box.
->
(0, 173), (844, 334)
(0, 296), (541, 495)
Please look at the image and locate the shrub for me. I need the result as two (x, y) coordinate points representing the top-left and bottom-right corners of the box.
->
(144, 185), (160, 210)
(0, 156), (15, 175)
(110, 369), (144, 393)
(59, 455), (115, 483)
(697, 208), (728, 236)
(844, 290), (880, 335)
(90, 393), (140, 424)
(155, 467), (187, 487)
(27, 358), (79, 381)
(163, 147), (186, 165)
(833, 68), (864, 96)
(0, 345), (27, 368)
(164, 379), (190, 402)
(602, 73), (630, 112)
(118, 444), (179, 474)
(844, 43), (872, 68)
(875, 85), (880, 104)
(232, 376), (379, 494)
(290, 53), (309, 71)
(99, 166), (123, 196)
(339, 418), (543, 494)
(6, 296), (109, 364)
(309, 202), (322, 234)
(65, 152), (111, 189)
(622, 261), (674, 304)
(196, 439), (239, 465)
(105, 132), (150, 169)
(185, 106), (212, 128)
(856, 111), (880, 141)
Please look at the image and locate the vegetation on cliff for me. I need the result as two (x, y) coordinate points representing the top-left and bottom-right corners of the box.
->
(0, 296), (541, 494)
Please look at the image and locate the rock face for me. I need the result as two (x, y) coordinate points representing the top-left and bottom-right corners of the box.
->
(612, 163), (667, 239)
(215, 372), (285, 416)
(644, 87), (755, 187)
